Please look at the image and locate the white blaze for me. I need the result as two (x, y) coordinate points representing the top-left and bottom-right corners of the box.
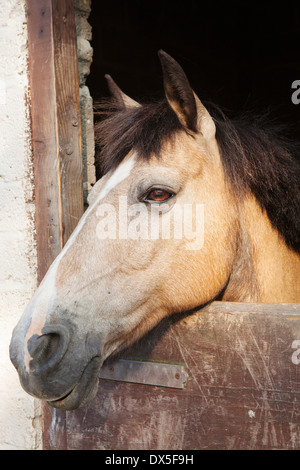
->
(23, 153), (137, 370)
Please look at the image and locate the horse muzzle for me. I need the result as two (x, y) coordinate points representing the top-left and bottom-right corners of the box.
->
(9, 320), (103, 410)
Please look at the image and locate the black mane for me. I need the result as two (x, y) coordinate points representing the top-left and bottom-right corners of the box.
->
(94, 98), (300, 253)
(94, 99), (182, 174)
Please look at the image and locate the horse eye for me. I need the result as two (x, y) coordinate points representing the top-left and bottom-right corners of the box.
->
(145, 189), (174, 202)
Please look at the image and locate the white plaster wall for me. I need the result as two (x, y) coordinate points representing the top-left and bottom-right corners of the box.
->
(0, 0), (42, 450)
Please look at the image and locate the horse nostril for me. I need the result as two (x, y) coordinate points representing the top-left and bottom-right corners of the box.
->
(27, 325), (70, 373)
(28, 333), (59, 369)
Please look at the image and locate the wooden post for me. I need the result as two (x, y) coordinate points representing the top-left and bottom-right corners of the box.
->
(26, 0), (84, 450)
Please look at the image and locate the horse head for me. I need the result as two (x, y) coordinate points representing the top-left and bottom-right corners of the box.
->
(10, 51), (300, 409)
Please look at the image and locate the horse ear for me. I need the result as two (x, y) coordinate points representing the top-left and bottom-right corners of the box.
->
(105, 74), (140, 108)
(158, 50), (215, 139)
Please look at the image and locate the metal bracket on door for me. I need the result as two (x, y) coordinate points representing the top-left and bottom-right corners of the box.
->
(99, 359), (188, 389)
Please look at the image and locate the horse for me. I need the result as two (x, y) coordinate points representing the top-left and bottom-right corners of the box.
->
(10, 50), (300, 410)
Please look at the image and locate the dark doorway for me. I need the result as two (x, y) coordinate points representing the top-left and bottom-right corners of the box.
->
(87, 0), (300, 146)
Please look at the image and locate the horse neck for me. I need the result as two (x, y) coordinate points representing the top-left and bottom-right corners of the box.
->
(222, 194), (300, 303)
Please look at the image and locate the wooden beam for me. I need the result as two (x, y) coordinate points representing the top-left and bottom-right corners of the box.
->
(26, 0), (62, 283)
(26, 0), (84, 450)
(51, 0), (84, 244)
(26, 0), (83, 282)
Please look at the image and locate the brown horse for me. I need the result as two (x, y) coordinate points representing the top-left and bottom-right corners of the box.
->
(10, 51), (300, 410)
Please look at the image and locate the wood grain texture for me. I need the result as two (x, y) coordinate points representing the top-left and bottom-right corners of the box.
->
(26, 0), (62, 282)
(67, 302), (300, 450)
(51, 0), (84, 244)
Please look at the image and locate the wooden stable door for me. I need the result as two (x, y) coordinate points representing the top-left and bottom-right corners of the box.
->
(47, 301), (300, 450)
